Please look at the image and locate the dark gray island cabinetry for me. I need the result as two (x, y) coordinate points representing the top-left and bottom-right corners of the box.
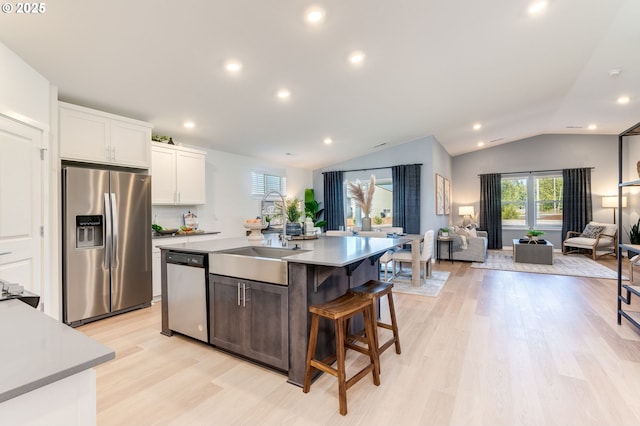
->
(159, 235), (405, 386)
(209, 274), (289, 371)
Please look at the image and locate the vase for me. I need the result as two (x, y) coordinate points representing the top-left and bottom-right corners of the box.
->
(286, 222), (302, 236)
(362, 216), (372, 231)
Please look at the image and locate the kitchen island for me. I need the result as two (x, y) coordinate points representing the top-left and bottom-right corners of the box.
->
(158, 234), (408, 386)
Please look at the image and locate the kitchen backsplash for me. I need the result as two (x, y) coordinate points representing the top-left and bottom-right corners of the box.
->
(152, 205), (212, 231)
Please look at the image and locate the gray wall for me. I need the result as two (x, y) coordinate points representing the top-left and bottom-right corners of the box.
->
(452, 134), (619, 247)
(312, 136), (453, 235)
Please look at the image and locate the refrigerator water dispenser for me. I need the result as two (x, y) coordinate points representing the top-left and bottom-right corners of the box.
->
(76, 215), (104, 248)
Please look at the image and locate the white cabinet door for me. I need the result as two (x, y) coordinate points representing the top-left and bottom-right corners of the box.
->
(0, 116), (42, 299)
(59, 106), (110, 164)
(59, 102), (152, 168)
(110, 120), (151, 168)
(151, 144), (206, 205)
(176, 150), (206, 205)
(151, 146), (177, 204)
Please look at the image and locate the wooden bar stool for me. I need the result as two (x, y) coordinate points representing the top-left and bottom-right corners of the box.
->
(302, 293), (380, 416)
(348, 280), (401, 373)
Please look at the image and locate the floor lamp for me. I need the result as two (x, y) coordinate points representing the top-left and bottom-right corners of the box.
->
(602, 196), (627, 224)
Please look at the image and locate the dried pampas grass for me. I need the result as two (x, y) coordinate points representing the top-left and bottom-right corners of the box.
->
(347, 175), (376, 216)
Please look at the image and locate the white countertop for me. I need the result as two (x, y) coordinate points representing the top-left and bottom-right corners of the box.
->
(157, 234), (410, 267)
(0, 300), (115, 403)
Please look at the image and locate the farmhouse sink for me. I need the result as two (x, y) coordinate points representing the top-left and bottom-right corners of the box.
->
(208, 246), (310, 285)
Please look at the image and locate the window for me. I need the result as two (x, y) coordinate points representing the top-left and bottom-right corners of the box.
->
(251, 171), (286, 198)
(343, 170), (393, 228)
(501, 173), (563, 228)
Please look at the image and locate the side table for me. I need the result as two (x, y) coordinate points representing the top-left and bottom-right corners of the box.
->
(437, 236), (453, 264)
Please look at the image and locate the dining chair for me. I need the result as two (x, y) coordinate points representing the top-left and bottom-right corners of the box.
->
(391, 230), (434, 281)
(357, 229), (403, 281)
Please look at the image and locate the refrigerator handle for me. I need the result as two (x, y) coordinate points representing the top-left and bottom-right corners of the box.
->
(104, 193), (112, 269)
(110, 192), (119, 269)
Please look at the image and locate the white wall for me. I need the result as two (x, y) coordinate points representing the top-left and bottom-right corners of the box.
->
(452, 133), (618, 247)
(153, 143), (313, 237)
(313, 136), (452, 234)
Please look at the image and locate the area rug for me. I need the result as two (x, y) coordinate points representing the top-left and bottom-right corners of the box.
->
(389, 271), (450, 297)
(471, 250), (626, 280)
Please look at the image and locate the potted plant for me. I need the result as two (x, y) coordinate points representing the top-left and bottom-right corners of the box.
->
(151, 134), (169, 143)
(440, 227), (450, 237)
(526, 229), (545, 241)
(285, 197), (303, 236)
(304, 188), (327, 229)
(347, 175), (376, 231)
(629, 219), (640, 244)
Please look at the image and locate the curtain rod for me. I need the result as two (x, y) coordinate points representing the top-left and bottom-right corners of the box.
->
(322, 163), (422, 174)
(478, 166), (594, 177)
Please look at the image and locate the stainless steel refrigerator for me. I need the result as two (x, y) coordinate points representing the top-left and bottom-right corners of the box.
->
(62, 165), (152, 326)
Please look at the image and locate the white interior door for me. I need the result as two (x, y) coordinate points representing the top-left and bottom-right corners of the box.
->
(0, 115), (42, 300)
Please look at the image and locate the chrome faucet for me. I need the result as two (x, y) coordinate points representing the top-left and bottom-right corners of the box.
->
(262, 190), (287, 247)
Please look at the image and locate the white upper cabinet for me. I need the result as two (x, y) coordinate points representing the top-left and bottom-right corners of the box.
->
(151, 144), (206, 205)
(59, 102), (152, 168)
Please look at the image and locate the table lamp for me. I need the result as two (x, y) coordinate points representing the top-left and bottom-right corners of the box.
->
(602, 196), (627, 224)
(459, 205), (475, 226)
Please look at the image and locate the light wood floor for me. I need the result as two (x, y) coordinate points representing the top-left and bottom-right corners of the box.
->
(79, 256), (640, 425)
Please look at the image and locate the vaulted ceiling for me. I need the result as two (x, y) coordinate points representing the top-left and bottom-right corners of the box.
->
(1, 0), (639, 169)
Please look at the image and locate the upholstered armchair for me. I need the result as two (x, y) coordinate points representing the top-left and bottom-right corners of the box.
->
(562, 221), (617, 260)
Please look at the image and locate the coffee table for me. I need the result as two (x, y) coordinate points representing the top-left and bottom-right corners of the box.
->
(512, 238), (553, 265)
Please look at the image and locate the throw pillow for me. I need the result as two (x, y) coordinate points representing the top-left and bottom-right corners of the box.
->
(581, 223), (605, 239)
(468, 228), (478, 238)
(455, 226), (470, 237)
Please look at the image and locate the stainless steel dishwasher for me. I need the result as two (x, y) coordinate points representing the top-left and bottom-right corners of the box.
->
(166, 251), (209, 343)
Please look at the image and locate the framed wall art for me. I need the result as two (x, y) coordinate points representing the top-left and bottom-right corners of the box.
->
(435, 173), (444, 215)
(444, 177), (451, 215)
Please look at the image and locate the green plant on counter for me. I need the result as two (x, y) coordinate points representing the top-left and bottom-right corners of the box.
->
(373, 215), (383, 225)
(304, 188), (327, 229)
(526, 229), (545, 237)
(286, 197), (302, 223)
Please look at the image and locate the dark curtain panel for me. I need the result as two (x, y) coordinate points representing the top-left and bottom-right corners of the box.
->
(561, 168), (592, 239)
(392, 164), (421, 234)
(479, 173), (502, 249)
(323, 171), (345, 230)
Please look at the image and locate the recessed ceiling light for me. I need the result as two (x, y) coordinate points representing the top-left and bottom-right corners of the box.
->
(528, 0), (547, 15)
(183, 121), (195, 129)
(618, 96), (631, 105)
(349, 51), (366, 65)
(473, 123), (482, 131)
(477, 141), (485, 147)
(304, 6), (325, 25)
(276, 89), (291, 100)
(224, 59), (242, 73)
(588, 124), (597, 130)
(323, 138), (332, 145)
(609, 68), (622, 77)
